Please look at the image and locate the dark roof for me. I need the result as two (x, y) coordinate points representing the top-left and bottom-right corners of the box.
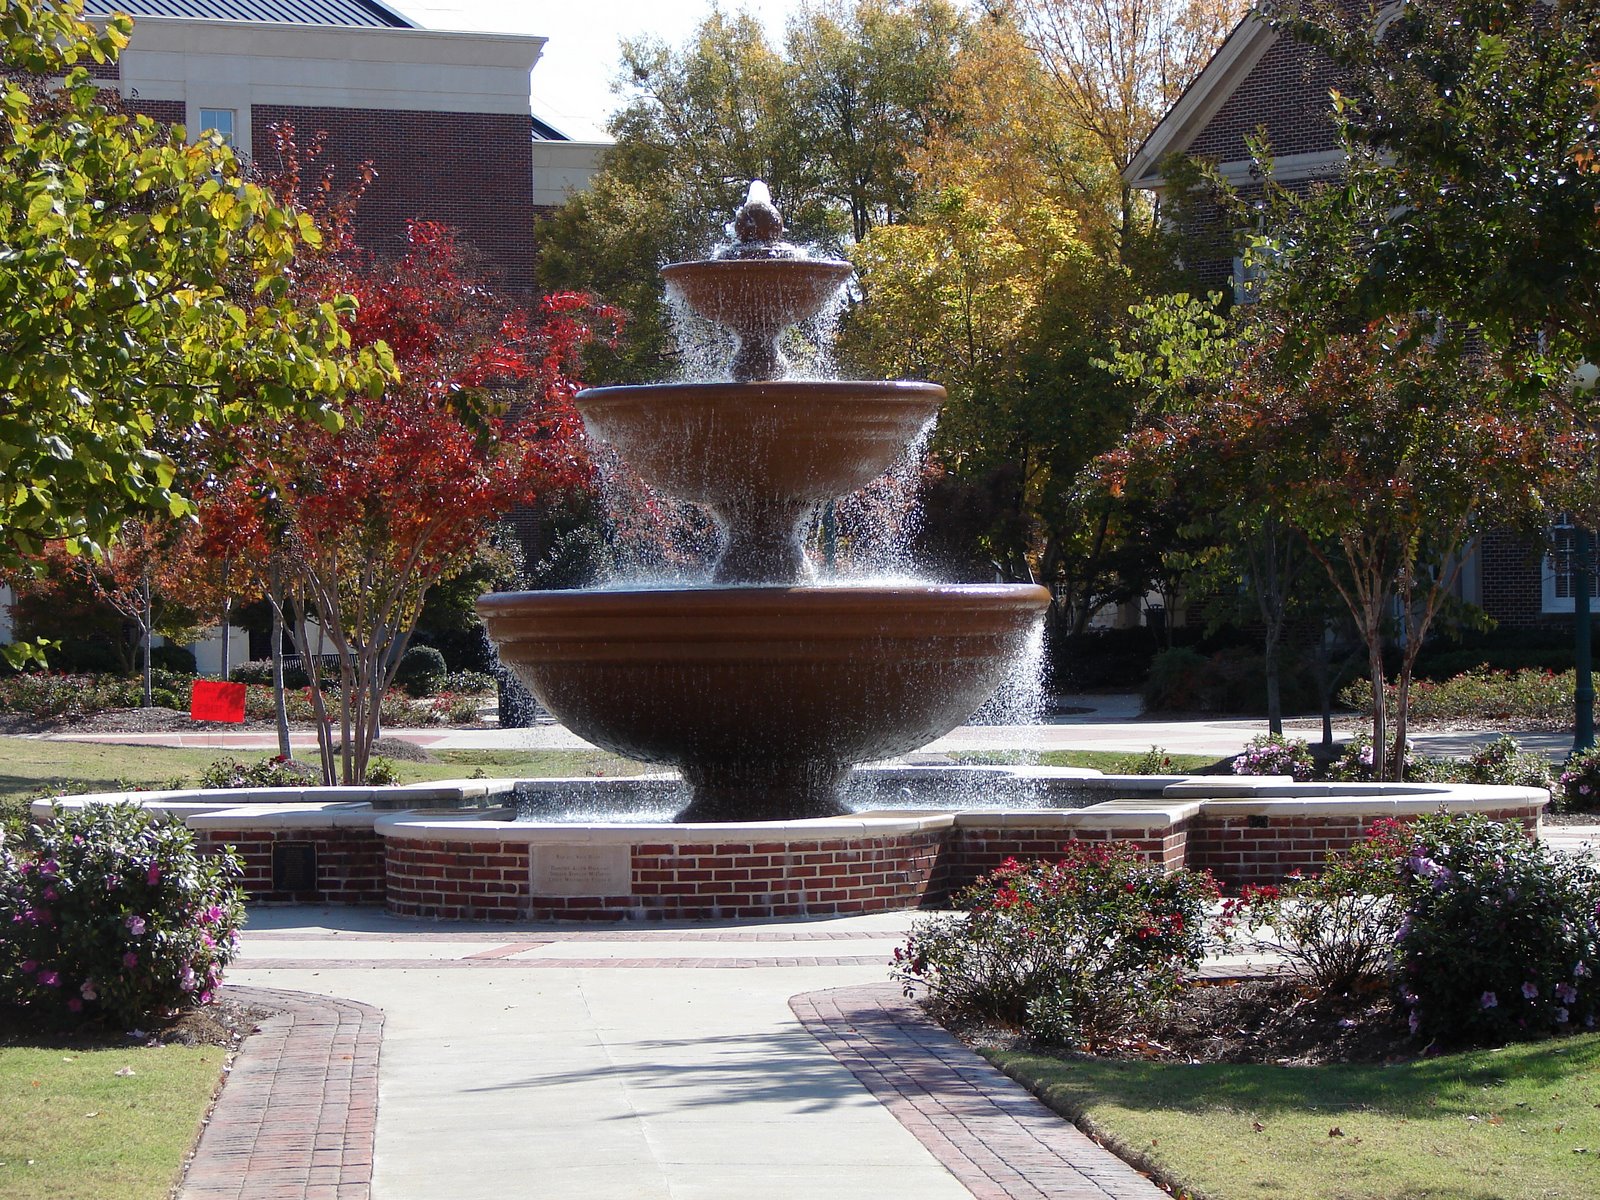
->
(83, 0), (413, 27)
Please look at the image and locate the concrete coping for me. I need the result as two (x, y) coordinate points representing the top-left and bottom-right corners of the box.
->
(1194, 783), (1549, 819)
(374, 809), (962, 844)
(950, 801), (1204, 829)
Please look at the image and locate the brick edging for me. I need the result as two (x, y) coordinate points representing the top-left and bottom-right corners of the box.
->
(790, 983), (1168, 1200)
(178, 986), (383, 1200)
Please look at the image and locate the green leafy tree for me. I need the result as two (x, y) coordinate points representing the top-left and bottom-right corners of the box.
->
(0, 0), (382, 586)
(537, 1), (972, 380)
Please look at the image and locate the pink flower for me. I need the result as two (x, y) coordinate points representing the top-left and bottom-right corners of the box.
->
(1481, 991), (1499, 1009)
(80, 979), (97, 1001)
(39, 859), (59, 878)
(1522, 981), (1540, 1000)
(42, 887), (57, 901)
(199, 989), (213, 1004)
(122, 951), (138, 968)
(145, 865), (162, 885)
(66, 997), (82, 1013)
(1556, 1007), (1571, 1024)
(125, 914), (146, 935)
(38, 970), (60, 988)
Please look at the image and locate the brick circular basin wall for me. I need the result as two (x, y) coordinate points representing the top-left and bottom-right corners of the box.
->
(381, 817), (953, 921)
(36, 777), (1552, 920)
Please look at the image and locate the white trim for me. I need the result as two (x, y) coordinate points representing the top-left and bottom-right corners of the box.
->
(116, 15), (545, 117)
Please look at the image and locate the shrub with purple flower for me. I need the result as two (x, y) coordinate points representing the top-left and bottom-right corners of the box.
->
(1231, 732), (1315, 781)
(1392, 813), (1600, 1045)
(892, 844), (1221, 1048)
(1558, 747), (1600, 813)
(0, 802), (245, 1028)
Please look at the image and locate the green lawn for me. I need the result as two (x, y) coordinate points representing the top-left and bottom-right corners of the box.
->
(988, 1036), (1600, 1200)
(0, 736), (652, 806)
(0, 1043), (224, 1200)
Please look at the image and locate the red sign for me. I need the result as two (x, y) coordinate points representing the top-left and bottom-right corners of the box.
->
(190, 680), (247, 724)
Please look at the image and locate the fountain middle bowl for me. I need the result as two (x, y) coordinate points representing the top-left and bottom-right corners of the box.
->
(576, 379), (944, 508)
(477, 582), (1051, 822)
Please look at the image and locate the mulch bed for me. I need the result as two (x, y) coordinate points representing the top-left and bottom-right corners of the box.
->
(950, 977), (1419, 1067)
(0, 996), (270, 1052)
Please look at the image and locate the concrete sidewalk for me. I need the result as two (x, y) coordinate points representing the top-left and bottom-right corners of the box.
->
(217, 909), (1186, 1199)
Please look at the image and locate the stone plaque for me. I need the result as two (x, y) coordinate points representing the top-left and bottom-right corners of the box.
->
(530, 844), (632, 897)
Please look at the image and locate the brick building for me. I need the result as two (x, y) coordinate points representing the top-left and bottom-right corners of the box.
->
(81, 0), (606, 294)
(1124, 11), (1585, 633)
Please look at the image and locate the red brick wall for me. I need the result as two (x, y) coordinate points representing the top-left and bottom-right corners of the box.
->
(1187, 805), (1542, 887)
(1186, 32), (1340, 165)
(386, 839), (531, 920)
(250, 104), (536, 292)
(197, 827), (386, 905)
(1480, 527), (1559, 630)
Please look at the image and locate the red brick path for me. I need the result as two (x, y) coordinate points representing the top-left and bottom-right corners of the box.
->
(791, 984), (1169, 1200)
(179, 987), (382, 1200)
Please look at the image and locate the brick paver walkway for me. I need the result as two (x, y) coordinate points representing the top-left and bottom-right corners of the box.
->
(179, 986), (382, 1200)
(192, 920), (1183, 1199)
(793, 984), (1167, 1200)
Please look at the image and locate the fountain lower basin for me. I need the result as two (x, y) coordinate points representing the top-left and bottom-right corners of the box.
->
(477, 583), (1052, 822)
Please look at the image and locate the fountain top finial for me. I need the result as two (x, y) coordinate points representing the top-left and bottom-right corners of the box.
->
(723, 179), (803, 261)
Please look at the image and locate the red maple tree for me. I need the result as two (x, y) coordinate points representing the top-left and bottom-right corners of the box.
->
(221, 136), (618, 782)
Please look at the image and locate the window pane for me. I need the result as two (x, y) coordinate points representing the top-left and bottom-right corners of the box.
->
(199, 108), (235, 145)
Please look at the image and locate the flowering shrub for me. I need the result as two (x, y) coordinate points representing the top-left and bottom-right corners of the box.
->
(1339, 668), (1573, 724)
(241, 685), (431, 727)
(1461, 735), (1555, 790)
(1231, 732), (1315, 780)
(1127, 746), (1176, 775)
(366, 757), (399, 786)
(197, 755), (322, 789)
(1392, 813), (1600, 1044)
(1221, 821), (1406, 994)
(427, 692), (482, 725)
(0, 802), (245, 1028)
(892, 845), (1220, 1047)
(1558, 747), (1600, 812)
(0, 671), (190, 719)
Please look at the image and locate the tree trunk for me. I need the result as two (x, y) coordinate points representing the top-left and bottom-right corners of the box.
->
(218, 555), (232, 682)
(140, 568), (153, 708)
(268, 563), (291, 760)
(1264, 635), (1283, 736)
(1367, 638), (1388, 782)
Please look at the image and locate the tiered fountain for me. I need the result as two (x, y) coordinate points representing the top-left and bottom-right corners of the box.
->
(477, 183), (1052, 822)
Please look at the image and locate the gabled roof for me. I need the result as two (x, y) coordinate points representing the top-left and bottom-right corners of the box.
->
(83, 0), (413, 28)
(1123, 12), (1277, 190)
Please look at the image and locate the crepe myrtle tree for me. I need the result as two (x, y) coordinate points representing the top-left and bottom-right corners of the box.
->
(234, 222), (619, 785)
(0, 0), (385, 670)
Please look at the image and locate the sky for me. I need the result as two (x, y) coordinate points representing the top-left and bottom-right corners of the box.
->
(387, 1), (805, 141)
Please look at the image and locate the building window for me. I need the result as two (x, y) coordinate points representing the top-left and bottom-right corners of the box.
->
(1232, 254), (1266, 305)
(1543, 513), (1596, 613)
(198, 108), (235, 146)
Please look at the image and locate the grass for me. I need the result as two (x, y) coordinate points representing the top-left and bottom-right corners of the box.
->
(987, 1036), (1600, 1200)
(0, 1042), (224, 1200)
(0, 737), (651, 805)
(955, 748), (1220, 774)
